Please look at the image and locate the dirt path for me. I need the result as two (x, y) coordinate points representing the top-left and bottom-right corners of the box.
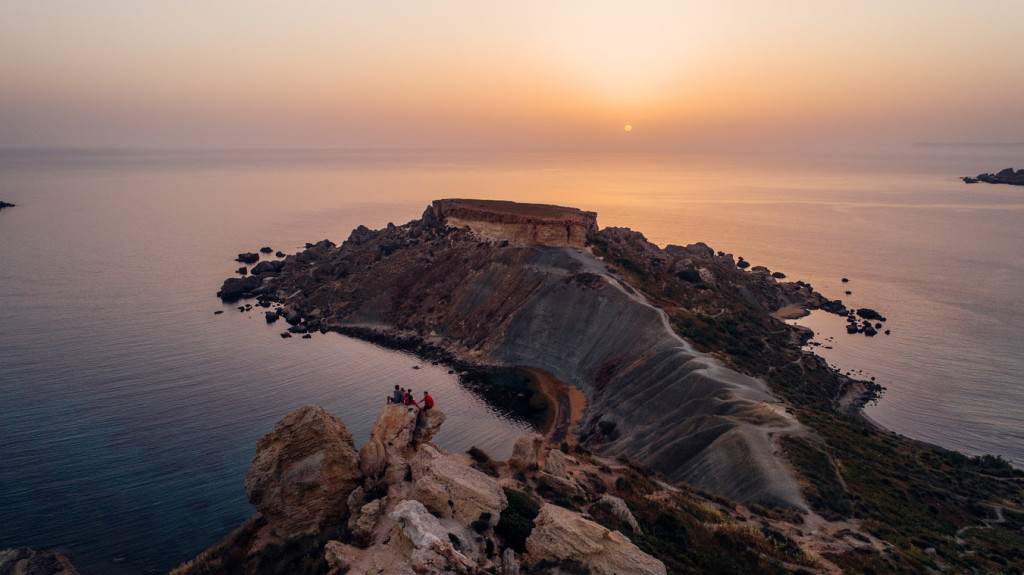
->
(523, 367), (587, 443)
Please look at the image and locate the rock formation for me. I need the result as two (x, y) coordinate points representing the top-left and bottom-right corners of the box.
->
(0, 549), (79, 575)
(176, 402), (677, 575)
(965, 167), (1024, 186)
(244, 405), (362, 536)
(525, 504), (667, 575)
(0, 201), (15, 210)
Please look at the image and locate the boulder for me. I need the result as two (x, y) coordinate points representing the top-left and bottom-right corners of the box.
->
(245, 405), (362, 536)
(536, 471), (586, 500)
(389, 500), (478, 574)
(591, 494), (642, 534)
(541, 449), (571, 478)
(251, 260), (285, 275)
(0, 548), (79, 575)
(411, 451), (508, 527)
(508, 434), (544, 471)
(413, 407), (447, 444)
(368, 403), (420, 451)
(348, 498), (385, 546)
(260, 246), (274, 254)
(217, 275), (260, 302)
(358, 437), (388, 478)
(525, 504), (666, 575)
(236, 252), (260, 264)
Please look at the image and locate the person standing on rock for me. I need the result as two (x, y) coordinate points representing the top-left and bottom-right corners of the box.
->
(388, 384), (403, 405)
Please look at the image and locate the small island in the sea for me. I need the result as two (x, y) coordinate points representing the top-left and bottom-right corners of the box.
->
(0, 201), (15, 210)
(962, 167), (1024, 185)
(189, 199), (1024, 574)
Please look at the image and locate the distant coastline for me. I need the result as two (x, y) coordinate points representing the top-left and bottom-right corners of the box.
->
(961, 167), (1024, 186)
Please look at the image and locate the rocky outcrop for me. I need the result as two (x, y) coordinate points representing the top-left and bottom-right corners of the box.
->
(245, 405), (362, 536)
(508, 433), (544, 471)
(0, 549), (79, 575)
(525, 504), (667, 575)
(410, 446), (508, 527)
(591, 494), (642, 534)
(0, 201), (15, 210)
(389, 500), (479, 574)
(966, 167), (1024, 186)
(428, 198), (598, 248)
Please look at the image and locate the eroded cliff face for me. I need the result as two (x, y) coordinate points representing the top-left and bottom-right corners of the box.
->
(218, 200), (855, 509)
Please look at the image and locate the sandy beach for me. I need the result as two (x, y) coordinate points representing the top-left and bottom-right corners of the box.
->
(523, 367), (586, 443)
(770, 304), (810, 320)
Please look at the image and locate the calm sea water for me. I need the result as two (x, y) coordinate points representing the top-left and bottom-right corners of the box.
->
(1, 147), (1022, 573)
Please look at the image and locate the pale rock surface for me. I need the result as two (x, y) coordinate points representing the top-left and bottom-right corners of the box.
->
(348, 498), (385, 545)
(540, 448), (570, 477)
(591, 494), (643, 534)
(411, 450), (508, 527)
(0, 548), (79, 575)
(536, 470), (586, 500)
(390, 500), (478, 574)
(508, 433), (544, 471)
(244, 405), (362, 536)
(525, 504), (666, 575)
(369, 403), (419, 450)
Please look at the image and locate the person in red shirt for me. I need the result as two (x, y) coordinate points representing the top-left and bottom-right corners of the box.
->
(421, 391), (434, 411)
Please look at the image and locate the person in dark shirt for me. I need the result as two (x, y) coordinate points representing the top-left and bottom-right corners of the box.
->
(388, 385), (403, 405)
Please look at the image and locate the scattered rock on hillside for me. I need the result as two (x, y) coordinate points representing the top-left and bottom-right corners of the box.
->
(508, 434), (544, 471)
(524, 503), (667, 575)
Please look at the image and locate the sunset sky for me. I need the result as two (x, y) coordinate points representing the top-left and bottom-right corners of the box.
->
(2, 1), (1022, 150)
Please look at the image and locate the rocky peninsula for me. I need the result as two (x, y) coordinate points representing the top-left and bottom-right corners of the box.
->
(9, 199), (1019, 574)
(204, 199), (1024, 573)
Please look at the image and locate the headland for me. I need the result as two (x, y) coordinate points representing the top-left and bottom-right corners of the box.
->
(94, 197), (1017, 574)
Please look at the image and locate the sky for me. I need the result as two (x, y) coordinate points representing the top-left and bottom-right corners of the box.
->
(1, 1), (1023, 151)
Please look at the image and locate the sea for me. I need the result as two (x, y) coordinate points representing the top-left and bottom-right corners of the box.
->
(1, 146), (1022, 574)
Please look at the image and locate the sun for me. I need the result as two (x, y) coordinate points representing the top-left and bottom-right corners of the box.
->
(624, 124), (632, 132)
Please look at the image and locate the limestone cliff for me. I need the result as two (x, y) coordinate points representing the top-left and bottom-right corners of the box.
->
(175, 404), (671, 575)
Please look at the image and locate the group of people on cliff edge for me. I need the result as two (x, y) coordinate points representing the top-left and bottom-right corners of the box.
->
(387, 384), (434, 411)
